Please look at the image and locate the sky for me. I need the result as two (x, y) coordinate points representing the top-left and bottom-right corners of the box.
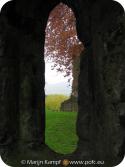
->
(45, 61), (72, 95)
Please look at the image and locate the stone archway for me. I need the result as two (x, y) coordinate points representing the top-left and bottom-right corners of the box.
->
(0, 0), (125, 166)
(44, 2), (83, 154)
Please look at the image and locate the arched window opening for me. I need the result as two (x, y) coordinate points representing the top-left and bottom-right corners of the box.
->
(44, 3), (84, 154)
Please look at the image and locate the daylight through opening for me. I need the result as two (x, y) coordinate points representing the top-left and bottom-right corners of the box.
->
(44, 3), (84, 154)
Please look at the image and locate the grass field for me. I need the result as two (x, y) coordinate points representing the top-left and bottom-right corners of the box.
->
(45, 110), (78, 154)
(46, 94), (69, 112)
(45, 94), (78, 154)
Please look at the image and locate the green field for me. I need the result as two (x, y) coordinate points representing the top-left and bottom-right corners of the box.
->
(45, 111), (78, 154)
(45, 95), (78, 154)
(45, 94), (69, 112)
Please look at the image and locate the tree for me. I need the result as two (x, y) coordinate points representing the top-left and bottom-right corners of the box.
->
(45, 3), (84, 79)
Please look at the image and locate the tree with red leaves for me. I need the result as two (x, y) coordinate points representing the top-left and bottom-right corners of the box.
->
(45, 3), (84, 79)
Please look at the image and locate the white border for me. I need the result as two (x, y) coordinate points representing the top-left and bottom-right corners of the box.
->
(0, 156), (10, 167)
(0, 0), (125, 166)
(0, 0), (11, 12)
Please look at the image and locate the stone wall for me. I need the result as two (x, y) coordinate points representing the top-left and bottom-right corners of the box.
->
(60, 96), (78, 112)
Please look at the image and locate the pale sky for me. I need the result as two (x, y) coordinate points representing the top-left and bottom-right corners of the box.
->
(45, 61), (72, 95)
(45, 62), (71, 84)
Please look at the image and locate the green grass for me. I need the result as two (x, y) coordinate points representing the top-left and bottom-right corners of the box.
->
(45, 110), (78, 155)
(46, 94), (69, 112)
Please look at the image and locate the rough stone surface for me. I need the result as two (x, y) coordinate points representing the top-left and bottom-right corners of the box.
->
(60, 96), (78, 112)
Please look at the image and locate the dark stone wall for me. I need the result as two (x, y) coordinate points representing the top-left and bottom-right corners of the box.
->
(0, 0), (50, 150)
(70, 0), (125, 165)
(0, 10), (20, 152)
(0, 0), (125, 166)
